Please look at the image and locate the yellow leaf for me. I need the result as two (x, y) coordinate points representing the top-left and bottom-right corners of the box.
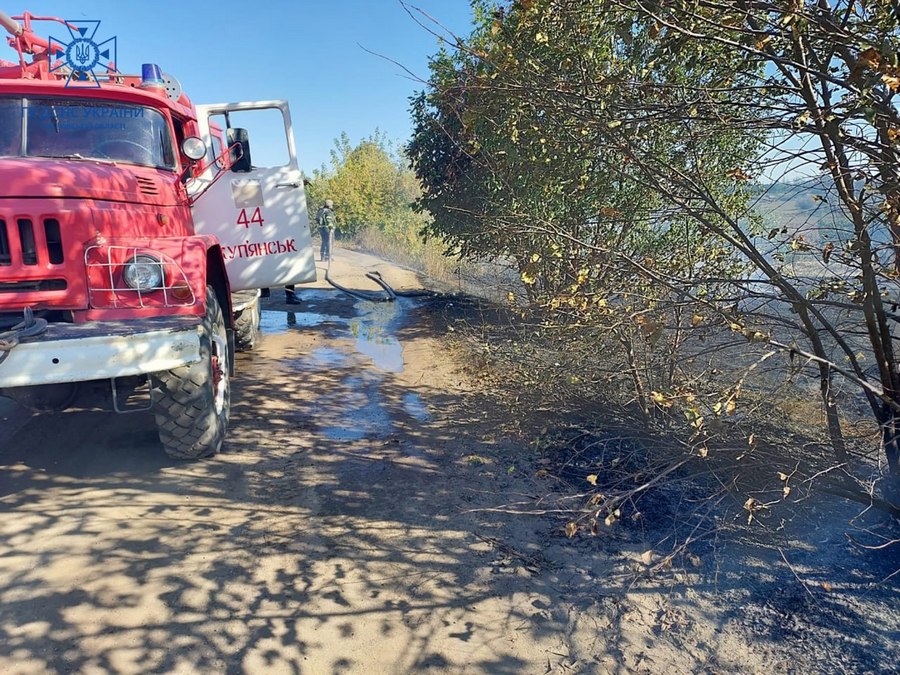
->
(650, 391), (672, 408)
(641, 550), (654, 565)
(883, 74), (900, 91)
(637, 315), (657, 335)
(755, 35), (772, 50)
(691, 314), (704, 327)
(783, 485), (792, 498)
(725, 399), (736, 416)
(599, 206), (622, 218)
(859, 47), (881, 70)
(822, 581), (833, 592)
(699, 445), (709, 458)
(607, 120), (623, 129)
(586, 474), (598, 486)
(604, 514), (617, 527)
(565, 521), (578, 538)
(778, 472), (790, 481)
(791, 236), (809, 251)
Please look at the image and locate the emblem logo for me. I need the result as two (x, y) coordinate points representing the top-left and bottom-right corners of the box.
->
(49, 20), (117, 88)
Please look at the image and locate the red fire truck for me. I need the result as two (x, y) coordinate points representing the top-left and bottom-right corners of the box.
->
(0, 11), (317, 458)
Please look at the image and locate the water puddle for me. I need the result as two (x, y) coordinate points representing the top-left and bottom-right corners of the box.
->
(308, 347), (348, 369)
(350, 300), (405, 373)
(352, 328), (404, 373)
(260, 294), (408, 374)
(258, 290), (441, 474)
(260, 309), (342, 331)
(402, 392), (431, 421)
(321, 376), (393, 441)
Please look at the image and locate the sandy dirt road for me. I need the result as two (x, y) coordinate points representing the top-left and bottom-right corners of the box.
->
(0, 249), (563, 674)
(0, 249), (897, 674)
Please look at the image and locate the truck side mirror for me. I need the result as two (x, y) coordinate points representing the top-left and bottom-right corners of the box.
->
(227, 127), (252, 172)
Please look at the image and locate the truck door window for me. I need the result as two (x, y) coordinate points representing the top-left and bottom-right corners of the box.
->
(209, 108), (290, 168)
(210, 132), (223, 167)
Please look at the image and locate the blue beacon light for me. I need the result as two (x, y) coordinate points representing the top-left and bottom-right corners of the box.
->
(140, 63), (165, 90)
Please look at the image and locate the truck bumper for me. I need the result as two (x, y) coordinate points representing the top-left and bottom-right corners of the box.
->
(0, 316), (203, 388)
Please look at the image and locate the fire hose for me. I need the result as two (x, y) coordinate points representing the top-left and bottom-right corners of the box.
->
(317, 228), (435, 302)
(0, 307), (48, 365)
(324, 266), (436, 303)
(323, 264), (394, 303)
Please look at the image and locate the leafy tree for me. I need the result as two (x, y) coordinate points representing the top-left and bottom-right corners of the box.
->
(409, 2), (761, 420)
(409, 0), (900, 505)
(307, 131), (420, 237)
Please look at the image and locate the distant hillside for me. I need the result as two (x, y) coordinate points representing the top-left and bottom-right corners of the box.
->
(751, 177), (891, 248)
(753, 177), (849, 238)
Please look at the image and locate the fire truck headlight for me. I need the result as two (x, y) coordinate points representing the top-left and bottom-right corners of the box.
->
(123, 254), (164, 291)
(182, 136), (207, 161)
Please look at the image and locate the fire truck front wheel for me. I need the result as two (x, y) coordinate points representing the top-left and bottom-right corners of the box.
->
(150, 286), (230, 459)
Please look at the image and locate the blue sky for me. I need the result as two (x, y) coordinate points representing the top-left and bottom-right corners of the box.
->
(3, 1), (475, 171)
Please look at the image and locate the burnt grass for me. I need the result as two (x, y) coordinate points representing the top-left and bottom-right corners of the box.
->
(419, 291), (900, 673)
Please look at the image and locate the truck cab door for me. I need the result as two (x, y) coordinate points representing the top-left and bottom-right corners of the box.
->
(190, 100), (316, 292)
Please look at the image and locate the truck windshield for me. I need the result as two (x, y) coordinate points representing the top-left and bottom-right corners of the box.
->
(0, 97), (176, 170)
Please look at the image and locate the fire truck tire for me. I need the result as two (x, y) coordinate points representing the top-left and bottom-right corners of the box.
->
(234, 298), (260, 351)
(150, 286), (230, 459)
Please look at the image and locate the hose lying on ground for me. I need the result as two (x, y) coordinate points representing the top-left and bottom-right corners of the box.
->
(323, 265), (394, 303)
(364, 270), (436, 298)
(324, 266), (437, 303)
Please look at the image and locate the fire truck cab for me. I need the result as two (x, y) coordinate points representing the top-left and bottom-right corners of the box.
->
(0, 11), (317, 458)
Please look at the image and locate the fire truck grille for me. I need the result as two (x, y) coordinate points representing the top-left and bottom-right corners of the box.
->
(0, 279), (67, 293)
(0, 217), (66, 266)
(0, 219), (10, 266)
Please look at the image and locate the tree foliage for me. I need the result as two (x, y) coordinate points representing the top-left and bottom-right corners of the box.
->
(408, 0), (900, 498)
(307, 130), (422, 236)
